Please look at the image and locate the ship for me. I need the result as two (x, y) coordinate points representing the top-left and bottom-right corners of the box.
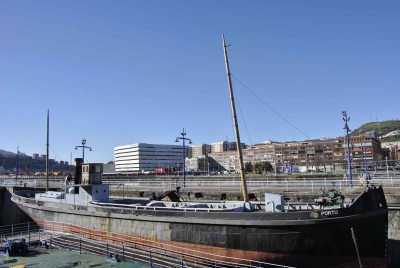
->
(11, 35), (388, 267)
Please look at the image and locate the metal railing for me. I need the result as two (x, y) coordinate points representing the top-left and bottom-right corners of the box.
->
(2, 171), (400, 190)
(0, 222), (40, 244)
(0, 222), (294, 268)
(44, 222), (294, 268)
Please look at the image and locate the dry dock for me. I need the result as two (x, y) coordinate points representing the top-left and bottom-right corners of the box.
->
(2, 178), (400, 267)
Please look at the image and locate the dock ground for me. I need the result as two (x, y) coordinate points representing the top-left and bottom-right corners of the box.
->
(0, 247), (145, 268)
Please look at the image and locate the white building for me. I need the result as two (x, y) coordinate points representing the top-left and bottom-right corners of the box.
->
(114, 143), (185, 173)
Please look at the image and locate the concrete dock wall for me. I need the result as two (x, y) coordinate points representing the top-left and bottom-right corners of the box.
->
(0, 186), (32, 225)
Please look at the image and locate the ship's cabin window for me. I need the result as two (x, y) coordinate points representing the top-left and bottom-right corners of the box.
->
(96, 165), (101, 173)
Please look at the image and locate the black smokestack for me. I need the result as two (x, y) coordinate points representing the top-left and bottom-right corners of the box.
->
(74, 158), (83, 184)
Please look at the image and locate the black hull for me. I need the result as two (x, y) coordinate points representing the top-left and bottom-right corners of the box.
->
(12, 186), (388, 267)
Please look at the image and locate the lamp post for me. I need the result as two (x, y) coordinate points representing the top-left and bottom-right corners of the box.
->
(386, 157), (389, 180)
(363, 142), (368, 172)
(175, 128), (192, 187)
(118, 184), (125, 199)
(342, 111), (353, 188)
(75, 138), (92, 163)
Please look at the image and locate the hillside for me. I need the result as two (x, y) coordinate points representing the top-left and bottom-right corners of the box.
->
(0, 149), (73, 174)
(351, 120), (400, 142)
(0, 149), (16, 157)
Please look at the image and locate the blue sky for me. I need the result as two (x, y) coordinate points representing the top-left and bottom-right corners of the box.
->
(1, 1), (399, 163)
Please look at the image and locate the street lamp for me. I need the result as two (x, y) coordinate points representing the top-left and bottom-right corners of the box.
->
(175, 128), (192, 187)
(75, 138), (92, 163)
(342, 111), (353, 188)
(118, 184), (125, 199)
(363, 142), (368, 172)
(386, 156), (389, 180)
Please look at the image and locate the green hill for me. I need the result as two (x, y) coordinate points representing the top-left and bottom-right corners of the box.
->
(352, 120), (400, 142)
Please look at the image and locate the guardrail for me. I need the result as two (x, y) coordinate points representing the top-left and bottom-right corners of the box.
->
(44, 222), (294, 268)
(0, 222), (40, 238)
(0, 222), (294, 268)
(0, 222), (41, 246)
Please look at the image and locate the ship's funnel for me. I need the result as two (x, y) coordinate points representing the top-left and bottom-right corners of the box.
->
(74, 158), (83, 184)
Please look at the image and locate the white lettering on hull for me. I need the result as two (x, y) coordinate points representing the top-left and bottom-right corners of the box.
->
(321, 210), (339, 216)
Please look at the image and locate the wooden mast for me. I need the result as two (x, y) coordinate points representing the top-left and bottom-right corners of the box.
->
(222, 34), (249, 202)
(46, 109), (49, 192)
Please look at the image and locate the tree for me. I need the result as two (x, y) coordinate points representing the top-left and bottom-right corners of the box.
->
(254, 161), (273, 174)
(245, 162), (253, 173)
(315, 155), (328, 173)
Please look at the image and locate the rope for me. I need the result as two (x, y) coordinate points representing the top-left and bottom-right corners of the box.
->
(231, 73), (310, 140)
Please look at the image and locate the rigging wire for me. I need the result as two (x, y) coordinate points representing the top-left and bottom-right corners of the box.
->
(49, 145), (63, 162)
(230, 73), (310, 140)
(233, 89), (254, 146)
(41, 143), (65, 163)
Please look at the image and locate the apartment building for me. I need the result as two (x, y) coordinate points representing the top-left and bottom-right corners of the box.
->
(381, 141), (400, 161)
(191, 144), (211, 158)
(208, 135), (383, 173)
(113, 135), (384, 174)
(211, 141), (245, 153)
